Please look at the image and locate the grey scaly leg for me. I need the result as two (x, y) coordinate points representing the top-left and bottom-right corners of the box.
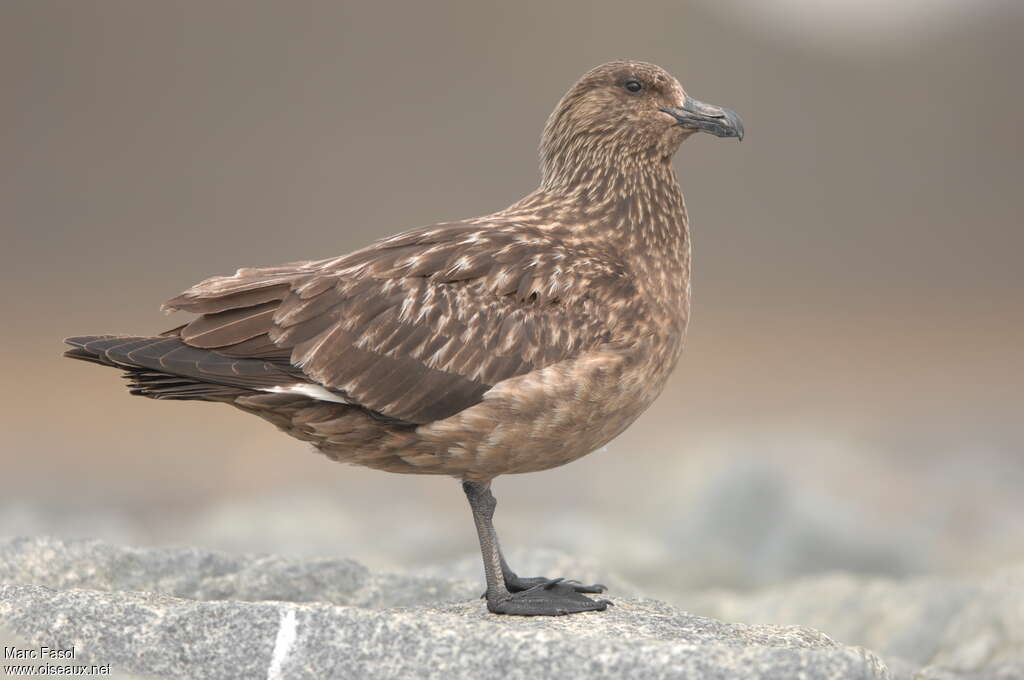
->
(462, 480), (611, 615)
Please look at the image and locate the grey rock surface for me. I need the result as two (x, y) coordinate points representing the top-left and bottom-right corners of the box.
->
(0, 535), (479, 608)
(684, 566), (1024, 680)
(0, 585), (890, 680)
(0, 536), (890, 680)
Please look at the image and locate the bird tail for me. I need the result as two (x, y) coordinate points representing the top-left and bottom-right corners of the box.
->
(63, 335), (293, 401)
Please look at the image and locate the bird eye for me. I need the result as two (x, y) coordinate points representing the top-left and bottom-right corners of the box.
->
(624, 80), (643, 93)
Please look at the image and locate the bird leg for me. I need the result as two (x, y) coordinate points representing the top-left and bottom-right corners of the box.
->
(489, 514), (606, 593)
(462, 480), (611, 615)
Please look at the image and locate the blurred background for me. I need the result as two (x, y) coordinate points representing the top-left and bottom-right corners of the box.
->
(1, 0), (1022, 597)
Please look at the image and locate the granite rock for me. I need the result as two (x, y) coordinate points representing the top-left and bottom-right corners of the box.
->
(684, 565), (1024, 680)
(0, 535), (478, 608)
(0, 536), (889, 680)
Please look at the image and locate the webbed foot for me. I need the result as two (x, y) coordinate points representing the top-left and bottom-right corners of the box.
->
(487, 580), (612, 616)
(505, 573), (607, 594)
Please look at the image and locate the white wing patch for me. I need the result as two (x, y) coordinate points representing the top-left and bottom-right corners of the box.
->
(261, 384), (349, 404)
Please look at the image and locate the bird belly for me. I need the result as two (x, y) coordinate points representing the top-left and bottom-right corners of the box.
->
(238, 336), (683, 481)
(414, 338), (681, 480)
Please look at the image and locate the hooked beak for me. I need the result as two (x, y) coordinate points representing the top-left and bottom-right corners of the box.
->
(661, 95), (744, 141)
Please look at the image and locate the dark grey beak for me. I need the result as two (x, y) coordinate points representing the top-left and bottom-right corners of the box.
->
(661, 95), (744, 141)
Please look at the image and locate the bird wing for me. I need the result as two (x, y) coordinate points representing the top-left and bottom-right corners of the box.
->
(163, 222), (638, 424)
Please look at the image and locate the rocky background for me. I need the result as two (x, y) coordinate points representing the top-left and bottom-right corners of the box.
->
(2, 530), (1022, 678)
(6, 536), (1020, 679)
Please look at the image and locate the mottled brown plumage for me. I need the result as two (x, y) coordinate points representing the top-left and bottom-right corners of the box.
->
(65, 61), (742, 615)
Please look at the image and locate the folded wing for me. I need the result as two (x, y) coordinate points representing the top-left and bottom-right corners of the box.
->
(163, 222), (638, 424)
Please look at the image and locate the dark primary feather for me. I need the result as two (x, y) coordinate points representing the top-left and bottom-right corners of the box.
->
(63, 335), (302, 399)
(158, 220), (639, 424)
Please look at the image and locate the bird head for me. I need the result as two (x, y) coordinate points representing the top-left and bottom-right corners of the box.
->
(540, 61), (743, 186)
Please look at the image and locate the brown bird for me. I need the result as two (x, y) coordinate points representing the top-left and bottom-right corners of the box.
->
(65, 61), (743, 615)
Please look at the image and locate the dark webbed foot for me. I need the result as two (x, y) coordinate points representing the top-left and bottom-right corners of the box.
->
(505, 573), (607, 594)
(488, 580), (612, 616)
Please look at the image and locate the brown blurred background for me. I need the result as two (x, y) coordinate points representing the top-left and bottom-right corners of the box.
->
(1, 0), (1021, 593)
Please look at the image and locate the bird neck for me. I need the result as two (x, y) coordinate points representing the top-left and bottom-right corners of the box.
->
(516, 158), (692, 315)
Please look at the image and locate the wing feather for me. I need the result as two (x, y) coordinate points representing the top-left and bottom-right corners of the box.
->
(161, 221), (639, 423)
